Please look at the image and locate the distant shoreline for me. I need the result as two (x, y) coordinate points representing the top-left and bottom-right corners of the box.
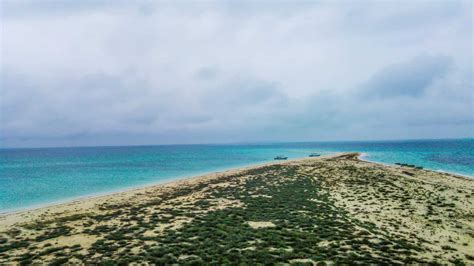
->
(358, 153), (474, 179)
(1, 152), (472, 219)
(0, 154), (338, 218)
(1, 152), (472, 217)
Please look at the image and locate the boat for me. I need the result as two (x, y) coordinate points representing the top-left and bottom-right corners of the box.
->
(309, 153), (320, 157)
(274, 155), (288, 160)
(395, 162), (423, 169)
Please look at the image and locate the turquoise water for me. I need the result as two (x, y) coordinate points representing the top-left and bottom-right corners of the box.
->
(1, 139), (473, 212)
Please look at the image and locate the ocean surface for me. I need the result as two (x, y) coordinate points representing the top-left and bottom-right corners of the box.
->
(1, 139), (473, 213)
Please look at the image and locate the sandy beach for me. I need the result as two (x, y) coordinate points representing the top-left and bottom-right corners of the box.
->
(1, 153), (473, 264)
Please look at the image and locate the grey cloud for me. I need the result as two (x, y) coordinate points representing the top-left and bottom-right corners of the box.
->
(360, 55), (453, 99)
(1, 0), (134, 19)
(2, 71), (164, 138)
(1, 1), (472, 147)
(203, 77), (287, 108)
(343, 1), (466, 33)
(195, 67), (219, 81)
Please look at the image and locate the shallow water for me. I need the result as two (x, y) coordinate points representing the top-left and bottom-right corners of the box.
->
(1, 139), (473, 212)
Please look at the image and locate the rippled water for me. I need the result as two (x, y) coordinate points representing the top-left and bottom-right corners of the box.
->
(1, 139), (472, 212)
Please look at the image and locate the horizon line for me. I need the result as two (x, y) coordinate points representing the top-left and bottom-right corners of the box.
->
(1, 137), (473, 150)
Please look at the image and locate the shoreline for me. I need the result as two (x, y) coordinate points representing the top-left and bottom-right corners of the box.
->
(1, 152), (473, 264)
(2, 152), (472, 217)
(358, 153), (474, 180)
(0, 153), (342, 220)
(0, 159), (296, 216)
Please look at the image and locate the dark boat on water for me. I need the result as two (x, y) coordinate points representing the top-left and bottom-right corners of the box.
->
(274, 155), (288, 160)
(309, 153), (320, 157)
(395, 162), (423, 169)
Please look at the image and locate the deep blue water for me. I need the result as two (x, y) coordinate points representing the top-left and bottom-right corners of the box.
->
(1, 139), (473, 212)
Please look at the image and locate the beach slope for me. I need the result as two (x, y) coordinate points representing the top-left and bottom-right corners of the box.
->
(1, 153), (473, 264)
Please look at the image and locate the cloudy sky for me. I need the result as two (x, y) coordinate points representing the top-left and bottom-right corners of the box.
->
(1, 0), (472, 148)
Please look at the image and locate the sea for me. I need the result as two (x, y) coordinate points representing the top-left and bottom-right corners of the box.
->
(1, 139), (473, 213)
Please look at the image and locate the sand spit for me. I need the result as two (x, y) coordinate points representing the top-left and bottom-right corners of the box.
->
(1, 153), (473, 264)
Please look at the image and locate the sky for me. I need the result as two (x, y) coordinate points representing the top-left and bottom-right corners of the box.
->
(0, 0), (473, 148)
